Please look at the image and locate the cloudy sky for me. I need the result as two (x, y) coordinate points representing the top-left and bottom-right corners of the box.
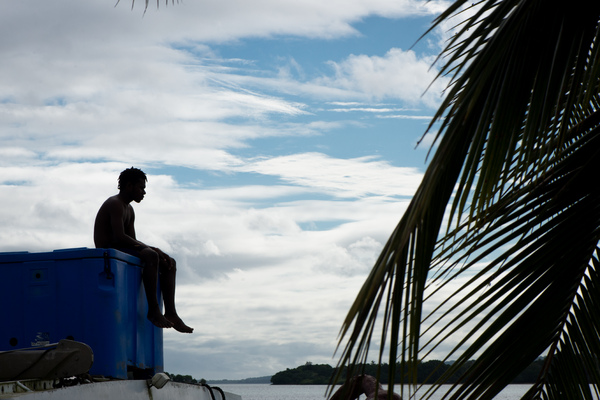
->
(0, 0), (459, 380)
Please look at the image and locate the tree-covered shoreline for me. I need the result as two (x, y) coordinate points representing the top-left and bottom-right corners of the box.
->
(270, 360), (546, 385)
(173, 358), (546, 385)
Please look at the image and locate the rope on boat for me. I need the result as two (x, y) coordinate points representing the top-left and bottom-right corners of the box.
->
(201, 383), (216, 400)
(212, 385), (226, 400)
(200, 382), (227, 400)
(5, 346), (56, 381)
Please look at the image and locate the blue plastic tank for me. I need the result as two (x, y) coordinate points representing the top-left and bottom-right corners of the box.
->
(0, 248), (163, 379)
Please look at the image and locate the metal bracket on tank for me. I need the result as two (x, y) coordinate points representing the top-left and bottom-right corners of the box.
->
(103, 251), (114, 280)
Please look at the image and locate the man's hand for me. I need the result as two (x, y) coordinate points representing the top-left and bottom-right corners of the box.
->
(152, 247), (175, 270)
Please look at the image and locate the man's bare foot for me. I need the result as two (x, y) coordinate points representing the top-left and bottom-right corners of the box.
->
(165, 314), (194, 333)
(147, 309), (174, 329)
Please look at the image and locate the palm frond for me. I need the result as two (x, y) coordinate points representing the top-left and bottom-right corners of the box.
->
(115, 0), (178, 12)
(335, 1), (600, 399)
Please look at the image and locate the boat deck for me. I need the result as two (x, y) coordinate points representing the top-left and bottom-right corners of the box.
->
(0, 379), (241, 400)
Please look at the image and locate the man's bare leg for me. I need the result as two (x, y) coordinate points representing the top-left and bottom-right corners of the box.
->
(160, 258), (193, 333)
(141, 248), (174, 329)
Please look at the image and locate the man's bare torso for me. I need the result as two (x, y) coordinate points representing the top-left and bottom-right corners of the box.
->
(93, 195), (135, 248)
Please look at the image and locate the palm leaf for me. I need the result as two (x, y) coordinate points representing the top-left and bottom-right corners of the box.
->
(335, 1), (600, 399)
(115, 0), (177, 12)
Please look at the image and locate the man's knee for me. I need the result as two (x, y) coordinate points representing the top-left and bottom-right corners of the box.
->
(140, 247), (159, 265)
(165, 257), (176, 272)
(157, 256), (175, 272)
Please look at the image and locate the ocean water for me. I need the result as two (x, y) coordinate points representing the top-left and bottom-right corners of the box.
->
(217, 383), (532, 400)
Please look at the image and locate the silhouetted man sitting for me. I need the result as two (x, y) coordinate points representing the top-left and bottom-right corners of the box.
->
(94, 167), (193, 333)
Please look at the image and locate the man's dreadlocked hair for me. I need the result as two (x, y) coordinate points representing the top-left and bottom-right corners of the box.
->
(118, 167), (147, 190)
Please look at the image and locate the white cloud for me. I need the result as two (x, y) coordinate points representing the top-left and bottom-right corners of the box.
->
(319, 48), (448, 107)
(313, 236), (383, 276)
(241, 152), (422, 198)
(164, 255), (374, 378)
(0, 1), (447, 49)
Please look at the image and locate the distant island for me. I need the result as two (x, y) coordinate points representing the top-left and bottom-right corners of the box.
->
(268, 360), (545, 385)
(207, 376), (272, 384)
(172, 358), (546, 385)
(166, 373), (272, 385)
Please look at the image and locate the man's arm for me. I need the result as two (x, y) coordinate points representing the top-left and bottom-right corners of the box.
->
(106, 198), (147, 249)
(124, 205), (137, 241)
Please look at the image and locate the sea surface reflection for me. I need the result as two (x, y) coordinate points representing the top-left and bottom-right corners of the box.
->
(217, 383), (533, 400)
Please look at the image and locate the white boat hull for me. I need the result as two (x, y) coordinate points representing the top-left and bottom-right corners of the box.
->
(0, 379), (241, 400)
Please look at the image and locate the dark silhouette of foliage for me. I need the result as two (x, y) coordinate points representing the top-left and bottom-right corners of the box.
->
(334, 1), (600, 399)
(271, 360), (546, 385)
(271, 362), (335, 385)
(165, 372), (199, 384)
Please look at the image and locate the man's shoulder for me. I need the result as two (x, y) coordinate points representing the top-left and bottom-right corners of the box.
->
(98, 195), (128, 212)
